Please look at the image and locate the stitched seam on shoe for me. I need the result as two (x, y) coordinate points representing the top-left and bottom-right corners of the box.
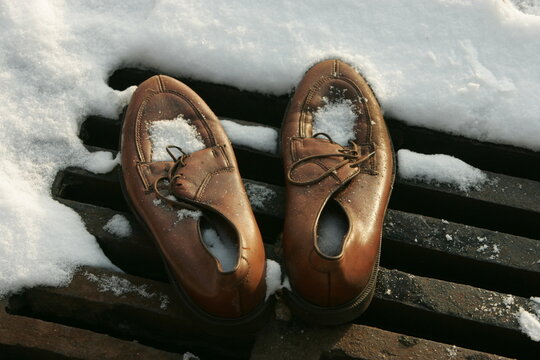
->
(218, 145), (232, 168)
(135, 90), (159, 162)
(195, 168), (235, 202)
(299, 76), (334, 138)
(157, 75), (165, 92)
(136, 162), (150, 190)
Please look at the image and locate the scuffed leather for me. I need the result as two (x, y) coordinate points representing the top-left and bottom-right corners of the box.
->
(121, 75), (266, 318)
(281, 59), (394, 307)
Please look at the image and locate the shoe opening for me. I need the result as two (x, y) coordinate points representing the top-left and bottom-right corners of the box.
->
(200, 213), (239, 272)
(316, 199), (349, 257)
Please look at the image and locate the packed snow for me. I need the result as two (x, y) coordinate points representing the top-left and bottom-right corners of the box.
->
(148, 116), (205, 161)
(221, 119), (278, 154)
(265, 259), (285, 300)
(245, 182), (277, 209)
(313, 96), (358, 146)
(200, 225), (238, 272)
(518, 297), (540, 341)
(176, 209), (202, 222)
(397, 149), (489, 192)
(103, 214), (132, 238)
(1, 0), (539, 298)
(317, 204), (348, 257)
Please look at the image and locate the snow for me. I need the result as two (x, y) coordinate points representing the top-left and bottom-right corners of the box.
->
(397, 149), (488, 192)
(221, 119), (278, 154)
(245, 182), (276, 209)
(1, 0), (540, 297)
(84, 271), (169, 310)
(183, 353), (199, 360)
(201, 225), (238, 272)
(103, 214), (132, 238)
(176, 209), (202, 222)
(312, 95), (358, 146)
(517, 296), (540, 341)
(265, 259), (285, 300)
(148, 116), (205, 161)
(317, 206), (348, 257)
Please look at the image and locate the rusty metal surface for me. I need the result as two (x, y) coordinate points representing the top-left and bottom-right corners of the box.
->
(251, 319), (513, 360)
(0, 300), (181, 360)
(6, 268), (253, 359)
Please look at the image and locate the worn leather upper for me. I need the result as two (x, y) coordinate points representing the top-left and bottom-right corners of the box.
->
(281, 59), (394, 307)
(121, 75), (266, 318)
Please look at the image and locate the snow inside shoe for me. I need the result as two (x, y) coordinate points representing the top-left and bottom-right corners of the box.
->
(280, 59), (395, 325)
(120, 75), (270, 334)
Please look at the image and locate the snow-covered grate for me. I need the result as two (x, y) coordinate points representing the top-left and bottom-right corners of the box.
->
(4, 68), (539, 360)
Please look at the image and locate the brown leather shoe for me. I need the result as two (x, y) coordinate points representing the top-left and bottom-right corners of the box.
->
(280, 59), (395, 325)
(120, 75), (270, 333)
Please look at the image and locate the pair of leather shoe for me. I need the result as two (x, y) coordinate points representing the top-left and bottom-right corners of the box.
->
(120, 59), (394, 332)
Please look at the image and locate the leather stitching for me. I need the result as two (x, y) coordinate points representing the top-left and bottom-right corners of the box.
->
(195, 167), (235, 202)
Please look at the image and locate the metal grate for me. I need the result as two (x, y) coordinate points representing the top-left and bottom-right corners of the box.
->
(2, 68), (539, 359)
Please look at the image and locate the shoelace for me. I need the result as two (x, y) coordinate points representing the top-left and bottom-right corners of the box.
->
(153, 145), (200, 211)
(287, 133), (375, 186)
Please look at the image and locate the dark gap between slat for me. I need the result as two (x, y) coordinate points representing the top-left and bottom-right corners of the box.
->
(390, 182), (539, 240)
(380, 239), (540, 298)
(0, 344), (72, 360)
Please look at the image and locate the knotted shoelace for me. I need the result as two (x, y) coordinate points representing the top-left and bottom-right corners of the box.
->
(287, 133), (375, 186)
(153, 145), (199, 211)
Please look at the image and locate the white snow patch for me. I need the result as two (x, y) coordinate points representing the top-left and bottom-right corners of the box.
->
(517, 296), (540, 341)
(84, 272), (169, 310)
(245, 182), (277, 209)
(176, 209), (202, 222)
(103, 214), (132, 238)
(503, 295), (515, 307)
(445, 234), (453, 241)
(2, 0), (540, 298)
(221, 119), (278, 154)
(446, 345), (458, 357)
(148, 116), (205, 161)
(398, 150), (488, 192)
(518, 309), (540, 341)
(265, 259), (285, 300)
(313, 96), (357, 146)
(477, 244), (489, 253)
(201, 226), (238, 272)
(317, 208), (347, 257)
(183, 353), (199, 360)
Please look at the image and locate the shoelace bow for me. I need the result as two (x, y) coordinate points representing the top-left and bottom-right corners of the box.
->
(153, 145), (199, 211)
(287, 133), (375, 186)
